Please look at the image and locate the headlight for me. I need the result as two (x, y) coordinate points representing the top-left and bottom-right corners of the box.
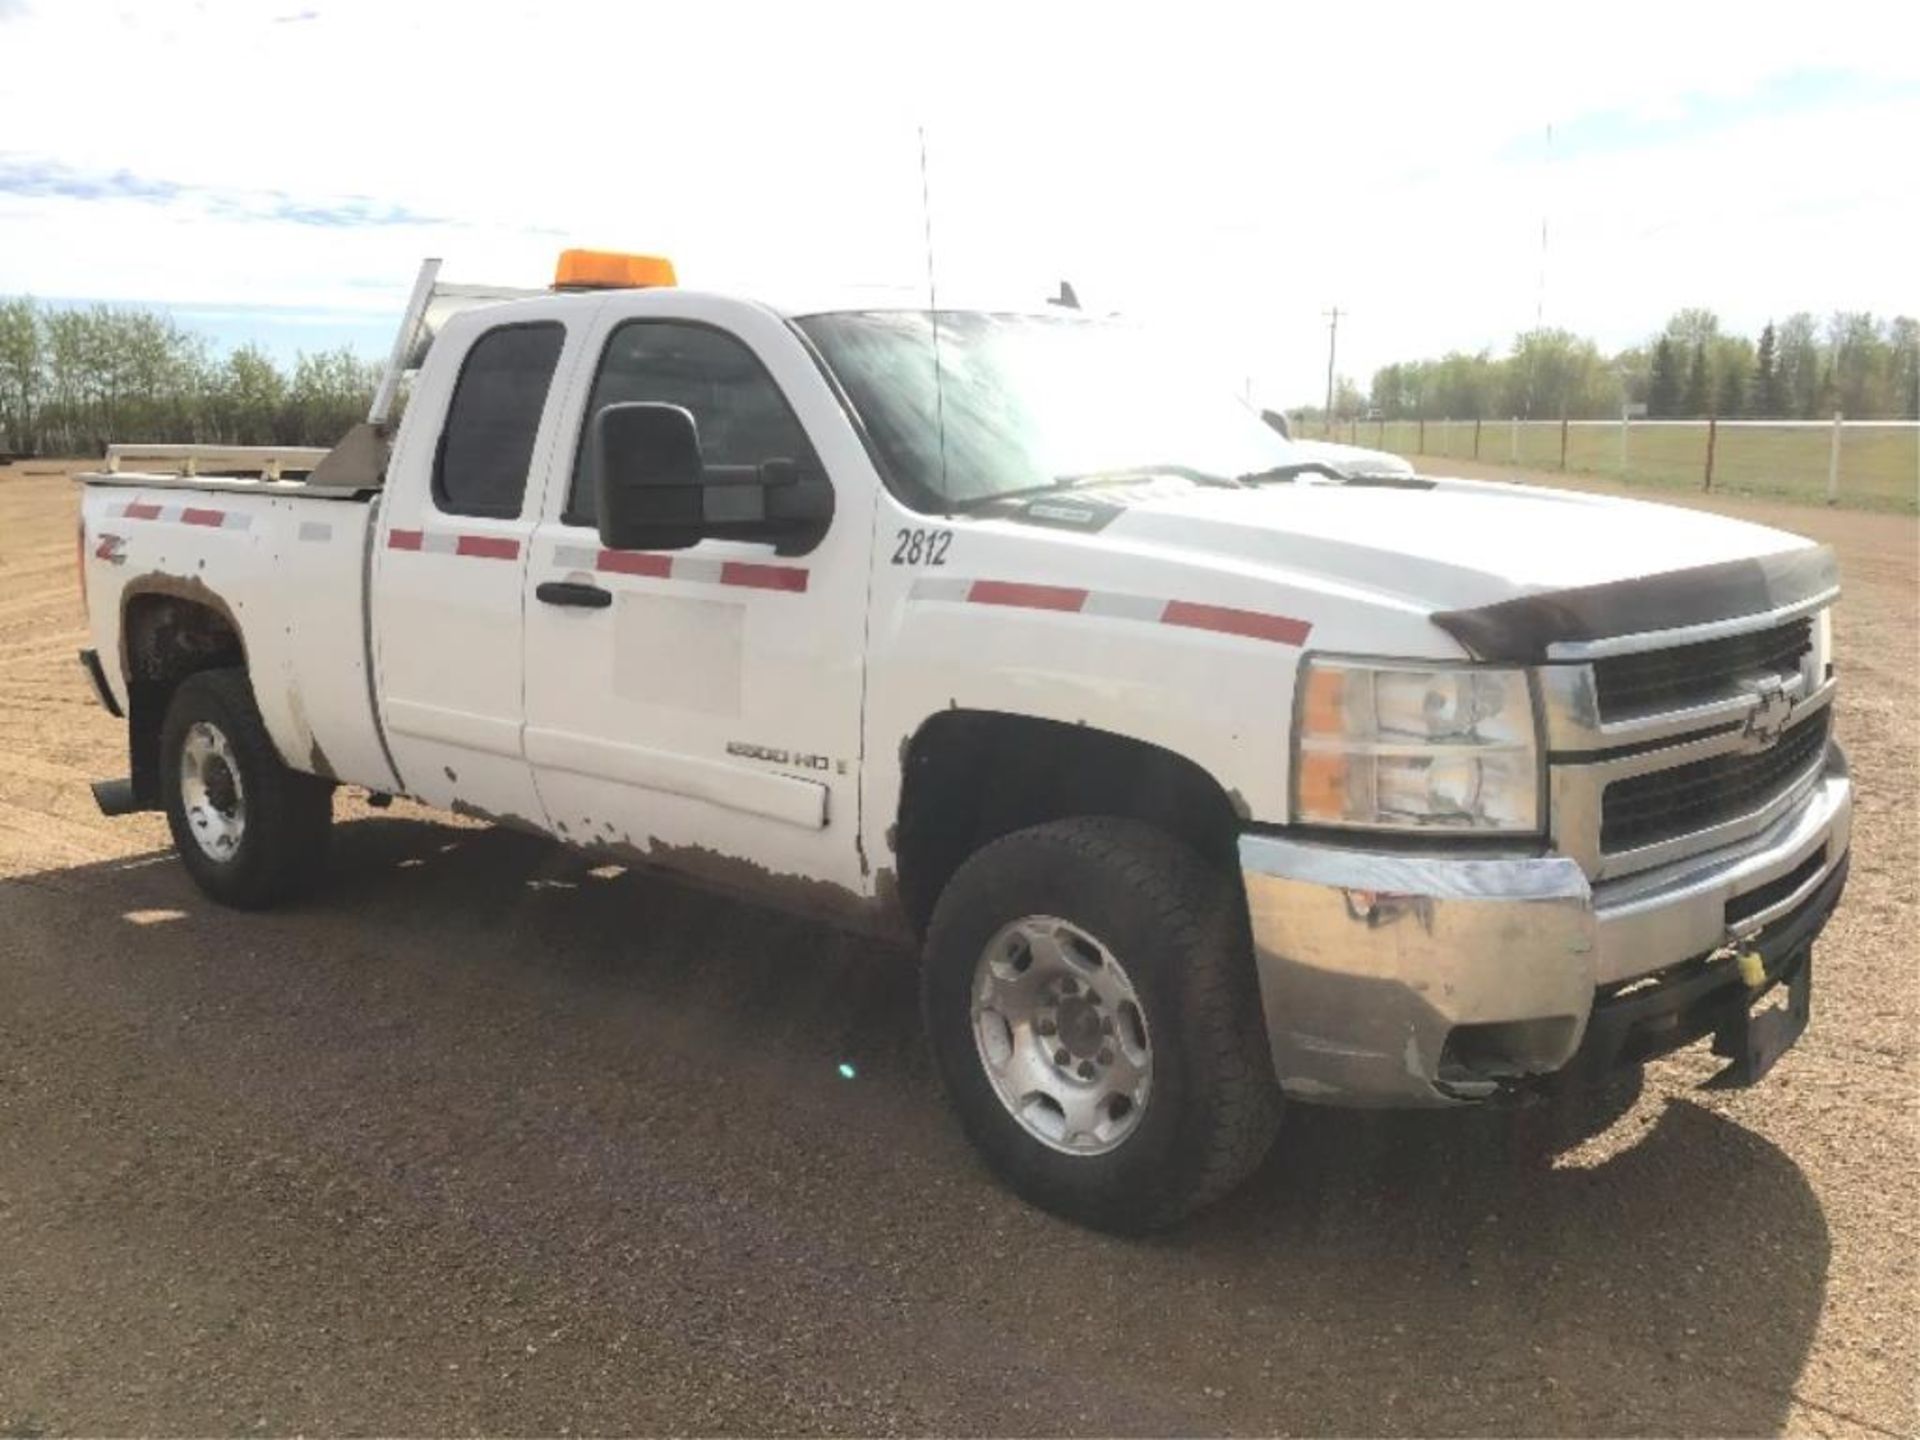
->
(1293, 658), (1541, 833)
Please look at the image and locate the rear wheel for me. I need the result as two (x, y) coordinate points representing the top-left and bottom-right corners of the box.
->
(923, 818), (1281, 1232)
(159, 669), (332, 909)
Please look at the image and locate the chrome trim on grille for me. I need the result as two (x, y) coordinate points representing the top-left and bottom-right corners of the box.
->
(1541, 667), (1823, 753)
(1543, 587), (1839, 662)
(1542, 601), (1836, 881)
(1554, 716), (1830, 880)
(1591, 763), (1849, 984)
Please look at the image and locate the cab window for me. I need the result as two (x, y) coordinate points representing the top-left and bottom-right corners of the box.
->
(434, 322), (565, 519)
(567, 321), (818, 526)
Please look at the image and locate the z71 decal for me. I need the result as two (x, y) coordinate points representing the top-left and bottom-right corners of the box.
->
(891, 528), (953, 567)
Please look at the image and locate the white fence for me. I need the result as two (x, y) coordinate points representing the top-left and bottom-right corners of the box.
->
(1317, 414), (1919, 508)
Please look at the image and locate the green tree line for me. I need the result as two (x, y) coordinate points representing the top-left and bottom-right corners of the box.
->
(1356, 309), (1918, 423)
(0, 297), (381, 456)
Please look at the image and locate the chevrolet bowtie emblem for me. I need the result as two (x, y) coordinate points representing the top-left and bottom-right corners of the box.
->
(1741, 675), (1795, 746)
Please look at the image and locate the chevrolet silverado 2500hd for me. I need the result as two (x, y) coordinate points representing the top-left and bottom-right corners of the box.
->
(76, 252), (1850, 1230)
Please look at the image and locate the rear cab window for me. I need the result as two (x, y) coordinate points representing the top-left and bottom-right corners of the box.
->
(434, 322), (567, 519)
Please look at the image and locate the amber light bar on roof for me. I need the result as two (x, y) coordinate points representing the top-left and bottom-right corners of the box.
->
(553, 249), (678, 290)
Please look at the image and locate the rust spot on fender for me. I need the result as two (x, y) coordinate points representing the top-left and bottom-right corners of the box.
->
(449, 798), (548, 838)
(444, 802), (913, 944)
(596, 836), (912, 944)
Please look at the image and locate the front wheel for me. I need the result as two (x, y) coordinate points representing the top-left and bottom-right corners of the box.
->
(159, 668), (333, 909)
(922, 818), (1281, 1232)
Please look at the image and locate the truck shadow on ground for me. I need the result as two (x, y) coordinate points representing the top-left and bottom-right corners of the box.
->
(2, 813), (1830, 1436)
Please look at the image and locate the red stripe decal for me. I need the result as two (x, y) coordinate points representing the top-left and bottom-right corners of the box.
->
(180, 507), (225, 527)
(456, 534), (520, 561)
(968, 580), (1087, 612)
(720, 561), (809, 593)
(124, 501), (162, 521)
(387, 529), (424, 551)
(597, 549), (675, 578)
(1160, 600), (1311, 647)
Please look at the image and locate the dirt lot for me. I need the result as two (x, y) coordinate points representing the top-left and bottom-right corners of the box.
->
(1, 461), (1914, 1436)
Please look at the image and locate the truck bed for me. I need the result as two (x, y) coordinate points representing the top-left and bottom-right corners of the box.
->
(79, 464), (397, 796)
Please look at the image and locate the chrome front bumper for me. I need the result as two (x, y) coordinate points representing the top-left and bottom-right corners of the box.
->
(1239, 746), (1851, 1106)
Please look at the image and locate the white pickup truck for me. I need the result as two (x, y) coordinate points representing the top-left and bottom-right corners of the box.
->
(76, 252), (1851, 1230)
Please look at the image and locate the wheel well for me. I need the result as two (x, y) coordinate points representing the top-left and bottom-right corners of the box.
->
(121, 590), (247, 808)
(893, 711), (1244, 936)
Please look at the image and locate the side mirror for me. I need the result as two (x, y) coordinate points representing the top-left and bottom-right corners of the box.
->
(1259, 407), (1292, 440)
(594, 402), (706, 551)
(592, 402), (833, 554)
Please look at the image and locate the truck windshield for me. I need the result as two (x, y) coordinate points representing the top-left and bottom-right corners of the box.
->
(797, 311), (1295, 510)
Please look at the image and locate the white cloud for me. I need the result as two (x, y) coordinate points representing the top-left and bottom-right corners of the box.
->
(1, 0), (1915, 402)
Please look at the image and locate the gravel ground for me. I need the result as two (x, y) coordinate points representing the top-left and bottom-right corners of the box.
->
(0, 461), (1913, 1437)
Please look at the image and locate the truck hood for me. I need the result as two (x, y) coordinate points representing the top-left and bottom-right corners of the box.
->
(1074, 474), (1828, 641)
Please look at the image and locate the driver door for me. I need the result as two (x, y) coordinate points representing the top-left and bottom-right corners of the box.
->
(521, 295), (873, 904)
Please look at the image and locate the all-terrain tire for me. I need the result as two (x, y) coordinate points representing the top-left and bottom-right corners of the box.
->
(922, 817), (1281, 1232)
(159, 668), (333, 909)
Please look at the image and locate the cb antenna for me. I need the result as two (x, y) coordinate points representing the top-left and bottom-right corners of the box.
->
(918, 125), (951, 504)
(1535, 120), (1552, 331)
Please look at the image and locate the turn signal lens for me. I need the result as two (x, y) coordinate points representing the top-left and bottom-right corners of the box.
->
(1300, 662), (1350, 737)
(1296, 750), (1355, 822)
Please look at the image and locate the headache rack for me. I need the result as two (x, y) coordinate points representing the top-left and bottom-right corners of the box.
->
(79, 258), (541, 495)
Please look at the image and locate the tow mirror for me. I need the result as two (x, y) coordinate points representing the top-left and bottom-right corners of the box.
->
(592, 402), (833, 554)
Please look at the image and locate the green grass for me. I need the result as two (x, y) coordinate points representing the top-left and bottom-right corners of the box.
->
(1319, 419), (1918, 513)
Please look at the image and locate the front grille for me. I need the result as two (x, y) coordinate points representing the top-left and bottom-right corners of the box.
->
(1594, 617), (1811, 718)
(1602, 708), (1830, 853)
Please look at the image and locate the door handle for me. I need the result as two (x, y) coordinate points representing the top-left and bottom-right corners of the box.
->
(536, 580), (613, 609)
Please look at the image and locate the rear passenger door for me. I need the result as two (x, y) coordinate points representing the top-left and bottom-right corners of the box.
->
(520, 295), (874, 903)
(370, 304), (592, 824)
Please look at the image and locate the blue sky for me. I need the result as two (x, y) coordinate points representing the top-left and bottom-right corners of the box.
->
(1, 0), (1915, 401)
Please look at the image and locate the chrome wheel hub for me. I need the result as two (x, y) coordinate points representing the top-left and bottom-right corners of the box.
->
(179, 721), (246, 862)
(970, 915), (1153, 1155)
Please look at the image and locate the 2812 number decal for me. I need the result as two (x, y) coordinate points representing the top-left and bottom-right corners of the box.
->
(891, 528), (952, 566)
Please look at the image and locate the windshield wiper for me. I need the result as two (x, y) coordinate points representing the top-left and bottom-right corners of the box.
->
(951, 464), (1239, 513)
(1053, 464), (1241, 489)
(1234, 461), (1351, 485)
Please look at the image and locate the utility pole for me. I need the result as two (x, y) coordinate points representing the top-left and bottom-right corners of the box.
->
(1323, 306), (1342, 423)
